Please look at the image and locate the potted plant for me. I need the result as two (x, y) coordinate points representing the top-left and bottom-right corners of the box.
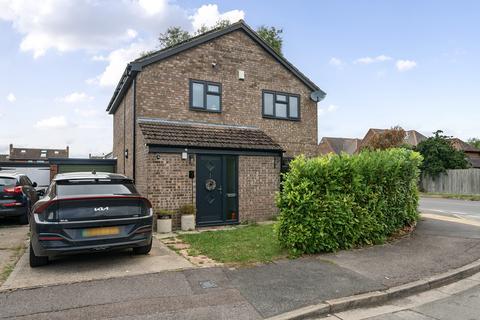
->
(157, 210), (174, 233)
(179, 204), (196, 231)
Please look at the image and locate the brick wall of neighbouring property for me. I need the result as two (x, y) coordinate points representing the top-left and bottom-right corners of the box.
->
(134, 29), (319, 158)
(238, 155), (281, 222)
(50, 164), (58, 181)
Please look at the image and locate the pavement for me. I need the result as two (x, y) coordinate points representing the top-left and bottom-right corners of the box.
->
(320, 269), (480, 319)
(1, 197), (480, 319)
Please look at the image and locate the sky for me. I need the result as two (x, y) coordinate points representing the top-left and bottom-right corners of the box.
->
(0, 0), (479, 157)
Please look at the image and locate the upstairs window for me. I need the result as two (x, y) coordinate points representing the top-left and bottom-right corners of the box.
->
(262, 90), (300, 120)
(190, 80), (222, 112)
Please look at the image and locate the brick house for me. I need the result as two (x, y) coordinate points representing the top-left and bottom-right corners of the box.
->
(450, 138), (480, 168)
(3, 144), (69, 163)
(106, 21), (325, 227)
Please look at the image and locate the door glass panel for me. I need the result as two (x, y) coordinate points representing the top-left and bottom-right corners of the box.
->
(192, 82), (204, 108)
(225, 156), (237, 221)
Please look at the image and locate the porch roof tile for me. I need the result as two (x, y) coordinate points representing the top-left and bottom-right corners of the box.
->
(138, 118), (283, 153)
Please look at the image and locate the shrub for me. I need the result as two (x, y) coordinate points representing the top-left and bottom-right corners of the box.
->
(157, 210), (175, 219)
(179, 204), (196, 216)
(275, 148), (423, 255)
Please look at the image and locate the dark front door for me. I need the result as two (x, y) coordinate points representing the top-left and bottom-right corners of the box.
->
(196, 155), (238, 226)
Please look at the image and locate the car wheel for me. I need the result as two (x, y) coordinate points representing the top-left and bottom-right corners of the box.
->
(29, 242), (48, 268)
(18, 210), (29, 225)
(132, 240), (152, 255)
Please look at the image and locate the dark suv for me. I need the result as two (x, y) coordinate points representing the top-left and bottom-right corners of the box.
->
(0, 172), (39, 224)
(29, 172), (153, 267)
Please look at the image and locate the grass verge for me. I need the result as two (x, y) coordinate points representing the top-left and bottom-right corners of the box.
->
(0, 244), (26, 284)
(178, 224), (287, 265)
(421, 192), (480, 201)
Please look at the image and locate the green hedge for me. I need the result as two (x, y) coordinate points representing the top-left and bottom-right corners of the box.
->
(275, 149), (423, 255)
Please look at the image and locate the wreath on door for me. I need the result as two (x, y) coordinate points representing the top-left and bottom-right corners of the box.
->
(205, 178), (217, 191)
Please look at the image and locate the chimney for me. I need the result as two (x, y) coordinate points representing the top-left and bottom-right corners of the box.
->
(9, 144), (13, 156)
(66, 146), (69, 158)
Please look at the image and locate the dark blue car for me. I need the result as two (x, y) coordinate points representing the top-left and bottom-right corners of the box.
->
(0, 172), (39, 224)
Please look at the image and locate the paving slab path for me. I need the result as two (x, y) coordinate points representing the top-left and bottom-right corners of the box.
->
(2, 212), (480, 319)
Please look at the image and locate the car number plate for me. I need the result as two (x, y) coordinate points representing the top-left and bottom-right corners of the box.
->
(82, 226), (120, 237)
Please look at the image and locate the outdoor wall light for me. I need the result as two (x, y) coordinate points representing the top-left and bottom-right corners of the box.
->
(124, 149), (128, 159)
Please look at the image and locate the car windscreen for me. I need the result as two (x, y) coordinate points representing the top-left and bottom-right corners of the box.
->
(56, 179), (137, 196)
(0, 177), (16, 187)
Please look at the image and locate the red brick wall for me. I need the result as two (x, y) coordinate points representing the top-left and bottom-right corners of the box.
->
(134, 29), (319, 157)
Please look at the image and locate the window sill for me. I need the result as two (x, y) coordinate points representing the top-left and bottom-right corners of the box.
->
(190, 107), (222, 114)
(262, 115), (301, 122)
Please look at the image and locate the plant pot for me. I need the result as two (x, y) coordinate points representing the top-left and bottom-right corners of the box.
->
(181, 214), (195, 231)
(157, 218), (172, 233)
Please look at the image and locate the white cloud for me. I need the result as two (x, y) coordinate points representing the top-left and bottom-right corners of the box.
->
(190, 4), (245, 31)
(396, 59), (417, 72)
(35, 116), (68, 129)
(6, 93), (16, 102)
(318, 104), (339, 116)
(59, 92), (93, 104)
(354, 55), (392, 64)
(0, 0), (189, 58)
(329, 57), (343, 68)
(0, 1), (245, 88)
(93, 41), (153, 87)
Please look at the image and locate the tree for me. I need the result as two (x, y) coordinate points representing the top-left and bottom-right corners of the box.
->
(468, 138), (480, 149)
(256, 26), (283, 55)
(416, 130), (469, 177)
(194, 19), (232, 36)
(141, 21), (284, 58)
(158, 26), (191, 48)
(361, 126), (407, 151)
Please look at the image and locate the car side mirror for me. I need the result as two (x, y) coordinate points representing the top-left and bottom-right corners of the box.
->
(32, 182), (38, 188)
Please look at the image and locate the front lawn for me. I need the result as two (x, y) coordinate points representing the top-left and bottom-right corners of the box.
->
(178, 224), (287, 265)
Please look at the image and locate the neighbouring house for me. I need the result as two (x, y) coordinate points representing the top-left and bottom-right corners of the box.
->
(318, 137), (362, 155)
(106, 20), (325, 228)
(450, 138), (480, 168)
(356, 129), (426, 152)
(318, 129), (427, 155)
(6, 144), (69, 163)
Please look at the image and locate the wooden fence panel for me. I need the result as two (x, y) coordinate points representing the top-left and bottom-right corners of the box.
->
(420, 168), (480, 195)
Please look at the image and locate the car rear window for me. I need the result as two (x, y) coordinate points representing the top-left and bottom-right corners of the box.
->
(0, 177), (16, 187)
(56, 179), (137, 196)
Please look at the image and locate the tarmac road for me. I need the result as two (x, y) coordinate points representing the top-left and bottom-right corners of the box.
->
(420, 197), (480, 221)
